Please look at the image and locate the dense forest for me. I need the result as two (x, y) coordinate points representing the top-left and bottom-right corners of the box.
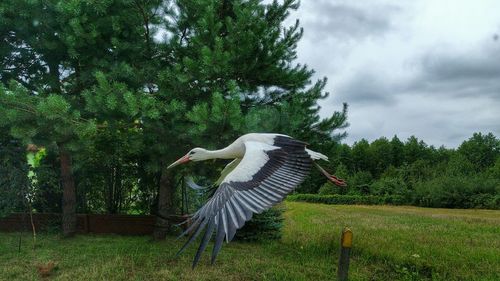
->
(310, 132), (500, 209)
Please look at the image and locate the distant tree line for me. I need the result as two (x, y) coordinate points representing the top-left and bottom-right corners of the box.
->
(315, 132), (500, 209)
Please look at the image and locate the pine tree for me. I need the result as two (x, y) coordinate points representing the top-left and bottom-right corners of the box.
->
(149, 0), (349, 237)
(1, 0), (349, 240)
(0, 0), (163, 235)
(0, 82), (96, 235)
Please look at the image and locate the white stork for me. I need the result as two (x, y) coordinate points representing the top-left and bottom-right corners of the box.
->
(167, 133), (346, 268)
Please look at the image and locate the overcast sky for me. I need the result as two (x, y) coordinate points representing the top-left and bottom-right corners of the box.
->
(285, 0), (500, 147)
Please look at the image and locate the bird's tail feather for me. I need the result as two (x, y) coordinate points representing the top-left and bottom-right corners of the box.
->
(306, 149), (329, 161)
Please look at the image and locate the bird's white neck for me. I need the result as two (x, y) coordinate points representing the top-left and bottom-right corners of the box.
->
(204, 146), (240, 159)
(190, 142), (243, 162)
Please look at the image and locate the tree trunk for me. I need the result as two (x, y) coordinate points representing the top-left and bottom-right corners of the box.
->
(153, 170), (174, 240)
(59, 144), (76, 237)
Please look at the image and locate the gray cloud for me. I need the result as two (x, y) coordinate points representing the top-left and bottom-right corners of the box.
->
(412, 41), (500, 100)
(331, 39), (500, 146)
(301, 1), (399, 41)
(334, 72), (398, 105)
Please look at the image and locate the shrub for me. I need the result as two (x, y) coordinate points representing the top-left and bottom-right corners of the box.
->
(371, 177), (410, 198)
(469, 194), (500, 209)
(413, 175), (499, 209)
(235, 206), (284, 241)
(318, 182), (340, 195)
(347, 171), (373, 195)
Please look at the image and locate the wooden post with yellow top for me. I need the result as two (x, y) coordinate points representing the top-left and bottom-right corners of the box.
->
(337, 227), (353, 281)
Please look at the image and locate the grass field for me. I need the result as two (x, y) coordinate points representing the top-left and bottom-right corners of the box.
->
(1, 202), (499, 280)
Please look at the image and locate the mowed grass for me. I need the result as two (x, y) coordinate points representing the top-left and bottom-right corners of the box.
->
(0, 202), (499, 281)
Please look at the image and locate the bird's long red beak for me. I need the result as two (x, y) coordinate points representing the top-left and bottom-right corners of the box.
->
(167, 154), (190, 169)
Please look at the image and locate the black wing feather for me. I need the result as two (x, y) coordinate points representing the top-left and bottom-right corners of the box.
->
(192, 218), (215, 268)
(211, 213), (226, 264)
(176, 218), (207, 257)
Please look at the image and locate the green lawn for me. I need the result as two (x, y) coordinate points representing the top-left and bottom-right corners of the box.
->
(1, 202), (499, 280)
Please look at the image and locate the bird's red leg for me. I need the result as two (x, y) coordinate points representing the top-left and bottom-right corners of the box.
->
(314, 163), (347, 187)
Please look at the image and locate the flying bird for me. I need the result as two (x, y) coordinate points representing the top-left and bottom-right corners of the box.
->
(168, 133), (346, 268)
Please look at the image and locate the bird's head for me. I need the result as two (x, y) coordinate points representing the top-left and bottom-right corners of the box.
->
(167, 148), (210, 169)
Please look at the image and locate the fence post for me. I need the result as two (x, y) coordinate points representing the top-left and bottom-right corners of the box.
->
(337, 227), (353, 281)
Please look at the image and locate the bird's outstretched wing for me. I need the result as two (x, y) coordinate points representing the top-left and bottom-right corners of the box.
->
(177, 137), (312, 268)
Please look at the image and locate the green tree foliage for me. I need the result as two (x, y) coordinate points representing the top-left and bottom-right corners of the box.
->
(1, 0), (348, 241)
(0, 129), (29, 217)
(351, 139), (371, 172)
(320, 133), (500, 209)
(404, 136), (430, 164)
(31, 148), (62, 213)
(390, 135), (404, 167)
(347, 171), (373, 195)
(155, 0), (348, 153)
(457, 132), (500, 171)
(368, 137), (393, 178)
(0, 0), (172, 236)
(0, 80), (95, 236)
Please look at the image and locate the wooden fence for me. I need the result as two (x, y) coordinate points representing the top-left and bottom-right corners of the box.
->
(0, 213), (187, 235)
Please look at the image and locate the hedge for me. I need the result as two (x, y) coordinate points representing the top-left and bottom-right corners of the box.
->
(286, 194), (407, 205)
